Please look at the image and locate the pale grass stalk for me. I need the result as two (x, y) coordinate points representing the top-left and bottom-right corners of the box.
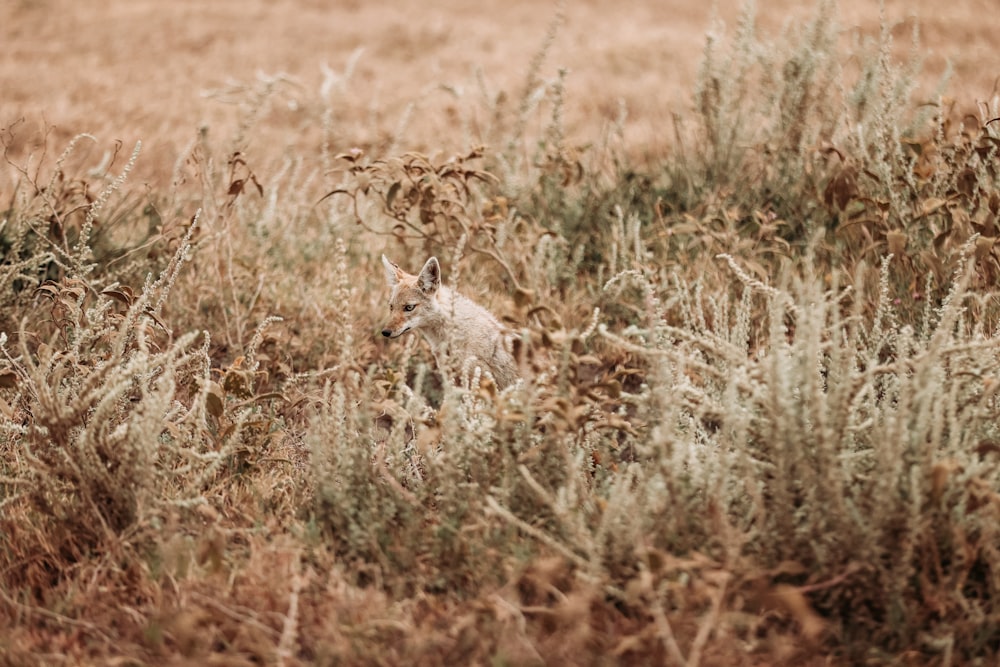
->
(517, 462), (594, 567)
(648, 578), (688, 667)
(591, 464), (644, 562)
(484, 495), (589, 572)
(386, 101), (415, 156)
(0, 585), (114, 645)
(276, 553), (303, 666)
(686, 573), (729, 667)
(73, 140), (141, 277)
(246, 315), (284, 373)
(33, 133), (95, 261)
(333, 236), (354, 363)
(46, 133), (96, 193)
(502, 0), (565, 186)
(189, 591), (281, 640)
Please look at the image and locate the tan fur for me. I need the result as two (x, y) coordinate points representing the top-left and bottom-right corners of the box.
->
(381, 255), (518, 389)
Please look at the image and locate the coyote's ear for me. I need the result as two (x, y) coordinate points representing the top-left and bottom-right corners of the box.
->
(382, 254), (403, 287)
(417, 257), (441, 294)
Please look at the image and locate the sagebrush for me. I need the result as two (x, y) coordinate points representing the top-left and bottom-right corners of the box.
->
(2, 1), (999, 664)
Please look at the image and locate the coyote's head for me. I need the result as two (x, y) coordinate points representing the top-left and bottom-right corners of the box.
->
(380, 255), (442, 339)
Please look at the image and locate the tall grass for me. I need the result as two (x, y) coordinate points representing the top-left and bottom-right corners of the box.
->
(2, 1), (999, 664)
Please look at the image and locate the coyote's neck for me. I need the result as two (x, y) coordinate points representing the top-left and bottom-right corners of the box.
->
(412, 282), (516, 389)
(418, 285), (458, 349)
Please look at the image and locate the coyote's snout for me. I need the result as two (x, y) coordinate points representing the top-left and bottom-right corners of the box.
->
(381, 255), (518, 389)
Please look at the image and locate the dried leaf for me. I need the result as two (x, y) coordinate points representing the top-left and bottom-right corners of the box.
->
(767, 584), (825, 642)
(920, 197), (948, 217)
(886, 230), (908, 256)
(975, 236), (995, 261)
(205, 381), (225, 418)
(386, 181), (401, 210)
(335, 149), (364, 163)
(33, 281), (60, 299)
(975, 440), (1000, 458)
(249, 173), (264, 197)
(931, 459), (959, 503)
(513, 287), (534, 307)
(102, 285), (135, 307)
(416, 426), (441, 452)
(823, 166), (857, 210)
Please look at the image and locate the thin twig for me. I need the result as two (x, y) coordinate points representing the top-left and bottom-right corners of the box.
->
(686, 573), (730, 667)
(188, 592), (281, 639)
(0, 586), (115, 645)
(276, 554), (303, 666)
(649, 584), (688, 667)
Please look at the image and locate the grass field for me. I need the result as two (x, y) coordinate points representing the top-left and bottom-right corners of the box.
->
(2, 0), (1000, 664)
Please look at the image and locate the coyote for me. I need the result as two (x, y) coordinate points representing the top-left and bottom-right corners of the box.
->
(380, 255), (518, 389)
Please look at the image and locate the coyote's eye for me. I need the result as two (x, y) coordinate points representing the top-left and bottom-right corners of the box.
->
(403, 304), (416, 312)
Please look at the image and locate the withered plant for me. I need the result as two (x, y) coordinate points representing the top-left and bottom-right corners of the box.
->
(2, 1), (1000, 665)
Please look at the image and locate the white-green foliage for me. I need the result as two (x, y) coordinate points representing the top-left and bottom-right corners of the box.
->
(297, 0), (1000, 643)
(0, 227), (223, 550)
(308, 370), (518, 586)
(307, 233), (1000, 648)
(513, 249), (999, 649)
(680, 0), (943, 224)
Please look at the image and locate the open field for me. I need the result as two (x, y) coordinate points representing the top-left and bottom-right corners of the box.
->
(2, 0), (1000, 664)
(2, 0), (997, 180)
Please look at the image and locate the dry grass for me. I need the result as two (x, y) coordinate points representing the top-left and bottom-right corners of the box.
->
(2, 1), (1000, 665)
(2, 0), (997, 181)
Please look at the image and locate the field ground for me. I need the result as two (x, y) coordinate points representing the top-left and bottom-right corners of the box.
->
(2, 0), (997, 180)
(2, 1), (1000, 665)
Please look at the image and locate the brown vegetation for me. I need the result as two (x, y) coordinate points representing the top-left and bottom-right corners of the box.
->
(2, 1), (1000, 665)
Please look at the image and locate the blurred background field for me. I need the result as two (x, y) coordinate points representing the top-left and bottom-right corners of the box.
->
(2, 0), (996, 180)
